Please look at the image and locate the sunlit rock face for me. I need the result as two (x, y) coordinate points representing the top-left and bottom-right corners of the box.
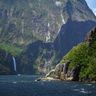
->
(0, 0), (96, 46)
(0, 0), (96, 74)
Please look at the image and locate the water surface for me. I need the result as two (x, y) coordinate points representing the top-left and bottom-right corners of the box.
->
(0, 75), (96, 96)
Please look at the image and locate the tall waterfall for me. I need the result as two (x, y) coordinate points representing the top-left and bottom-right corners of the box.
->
(12, 56), (17, 72)
(21, 19), (24, 34)
(55, 1), (62, 7)
(61, 13), (66, 24)
(46, 23), (51, 42)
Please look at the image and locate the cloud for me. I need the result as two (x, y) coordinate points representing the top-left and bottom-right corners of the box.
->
(93, 8), (96, 16)
(85, 0), (96, 16)
(85, 0), (96, 9)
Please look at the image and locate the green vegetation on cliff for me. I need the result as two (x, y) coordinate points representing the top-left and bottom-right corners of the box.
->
(0, 43), (23, 56)
(61, 28), (96, 81)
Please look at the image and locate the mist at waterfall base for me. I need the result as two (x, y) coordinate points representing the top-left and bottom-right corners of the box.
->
(0, 75), (96, 96)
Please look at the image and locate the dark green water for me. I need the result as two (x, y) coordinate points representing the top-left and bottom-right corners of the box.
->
(0, 75), (96, 96)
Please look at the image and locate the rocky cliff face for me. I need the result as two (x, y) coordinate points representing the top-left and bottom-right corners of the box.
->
(0, 0), (96, 45)
(0, 0), (96, 74)
(0, 49), (17, 74)
(60, 27), (96, 82)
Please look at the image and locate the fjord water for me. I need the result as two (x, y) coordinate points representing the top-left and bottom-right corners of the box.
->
(0, 75), (96, 96)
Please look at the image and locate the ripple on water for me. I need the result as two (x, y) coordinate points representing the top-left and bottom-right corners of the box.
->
(12, 81), (17, 84)
(74, 88), (91, 94)
(0, 76), (96, 96)
(80, 88), (88, 94)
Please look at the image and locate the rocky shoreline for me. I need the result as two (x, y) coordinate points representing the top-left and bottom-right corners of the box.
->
(36, 76), (96, 83)
(35, 61), (81, 82)
(36, 60), (96, 83)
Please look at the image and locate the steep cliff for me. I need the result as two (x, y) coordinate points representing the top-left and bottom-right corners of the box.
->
(61, 27), (96, 82)
(0, 0), (96, 74)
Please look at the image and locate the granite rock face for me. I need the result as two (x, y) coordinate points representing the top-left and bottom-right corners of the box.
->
(0, 0), (96, 74)
(0, 0), (95, 46)
(45, 62), (82, 81)
(46, 61), (71, 80)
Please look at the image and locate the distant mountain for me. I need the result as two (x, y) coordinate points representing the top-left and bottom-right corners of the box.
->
(0, 0), (96, 74)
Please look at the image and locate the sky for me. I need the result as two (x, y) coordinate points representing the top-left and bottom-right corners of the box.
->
(85, 0), (96, 15)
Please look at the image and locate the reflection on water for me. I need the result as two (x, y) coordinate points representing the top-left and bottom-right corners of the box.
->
(0, 75), (96, 96)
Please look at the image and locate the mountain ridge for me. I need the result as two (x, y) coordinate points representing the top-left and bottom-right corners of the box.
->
(0, 0), (96, 74)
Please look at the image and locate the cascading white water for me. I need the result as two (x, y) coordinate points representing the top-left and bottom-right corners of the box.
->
(12, 56), (17, 72)
(44, 60), (51, 68)
(46, 23), (51, 42)
(10, 7), (14, 17)
(44, 59), (51, 73)
(55, 1), (62, 7)
(46, 31), (51, 42)
(21, 19), (24, 34)
(61, 13), (66, 24)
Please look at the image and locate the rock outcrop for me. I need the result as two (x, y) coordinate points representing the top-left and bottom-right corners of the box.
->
(86, 27), (96, 47)
(45, 61), (84, 81)
(45, 61), (72, 80)
(71, 64), (82, 81)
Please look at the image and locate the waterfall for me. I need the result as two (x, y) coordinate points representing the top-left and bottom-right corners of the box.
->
(10, 7), (14, 17)
(21, 19), (24, 34)
(44, 59), (51, 73)
(57, 23), (61, 33)
(12, 56), (17, 72)
(44, 60), (51, 68)
(46, 23), (51, 42)
(46, 31), (51, 42)
(61, 13), (66, 24)
(48, 23), (50, 27)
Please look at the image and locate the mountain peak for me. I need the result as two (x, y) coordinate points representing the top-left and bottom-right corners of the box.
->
(0, 0), (95, 45)
(62, 0), (96, 22)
